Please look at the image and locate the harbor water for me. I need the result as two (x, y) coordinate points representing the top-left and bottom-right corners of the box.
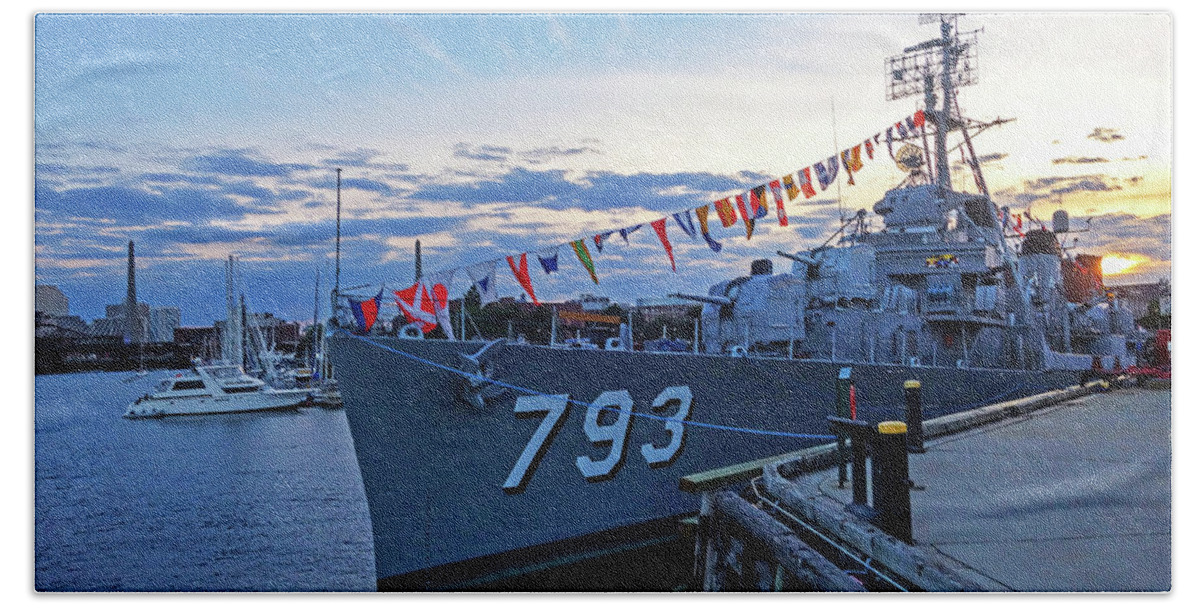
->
(34, 371), (375, 591)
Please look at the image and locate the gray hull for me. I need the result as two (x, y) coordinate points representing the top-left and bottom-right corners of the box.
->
(329, 334), (1082, 587)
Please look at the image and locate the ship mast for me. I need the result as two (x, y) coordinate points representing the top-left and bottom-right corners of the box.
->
(935, 19), (954, 189)
(886, 13), (980, 192)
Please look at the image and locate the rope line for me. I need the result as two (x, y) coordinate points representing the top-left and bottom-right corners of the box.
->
(335, 330), (839, 441)
(851, 377), (1053, 418)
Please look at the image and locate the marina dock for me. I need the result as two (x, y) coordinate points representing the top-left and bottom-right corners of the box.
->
(685, 382), (1171, 592)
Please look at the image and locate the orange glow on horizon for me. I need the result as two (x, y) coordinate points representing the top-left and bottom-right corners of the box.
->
(1100, 253), (1150, 277)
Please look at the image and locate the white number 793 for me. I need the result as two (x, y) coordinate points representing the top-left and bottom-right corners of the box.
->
(502, 386), (693, 493)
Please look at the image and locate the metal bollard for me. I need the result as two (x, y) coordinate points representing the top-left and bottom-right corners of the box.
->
(827, 416), (874, 519)
(904, 380), (925, 453)
(834, 367), (853, 487)
(871, 421), (913, 543)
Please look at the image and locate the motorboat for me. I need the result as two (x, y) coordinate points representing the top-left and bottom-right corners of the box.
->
(124, 364), (310, 419)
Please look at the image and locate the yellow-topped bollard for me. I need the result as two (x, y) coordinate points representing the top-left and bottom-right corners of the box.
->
(903, 379), (925, 453)
(872, 419), (913, 543)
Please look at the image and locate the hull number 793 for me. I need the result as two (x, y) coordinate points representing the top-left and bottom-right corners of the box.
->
(501, 386), (693, 494)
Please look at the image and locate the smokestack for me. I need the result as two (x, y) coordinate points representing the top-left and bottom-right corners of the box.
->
(125, 240), (139, 345)
(414, 239), (422, 283)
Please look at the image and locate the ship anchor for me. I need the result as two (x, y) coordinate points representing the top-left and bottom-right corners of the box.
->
(458, 339), (507, 409)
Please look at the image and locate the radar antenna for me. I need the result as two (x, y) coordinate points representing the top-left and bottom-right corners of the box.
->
(885, 14), (981, 190)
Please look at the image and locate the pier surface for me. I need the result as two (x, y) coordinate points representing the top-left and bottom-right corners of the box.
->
(806, 386), (1170, 591)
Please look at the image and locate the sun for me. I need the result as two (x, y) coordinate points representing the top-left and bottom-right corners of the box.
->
(1100, 253), (1150, 277)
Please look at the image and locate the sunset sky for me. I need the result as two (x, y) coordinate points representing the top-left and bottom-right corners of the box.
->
(33, 10), (1173, 325)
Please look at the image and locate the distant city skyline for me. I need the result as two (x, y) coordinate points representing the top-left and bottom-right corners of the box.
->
(34, 12), (1172, 325)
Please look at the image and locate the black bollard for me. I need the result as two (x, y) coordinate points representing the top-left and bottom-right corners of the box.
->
(904, 380), (925, 453)
(871, 421), (913, 543)
(828, 416), (874, 519)
(834, 367), (853, 487)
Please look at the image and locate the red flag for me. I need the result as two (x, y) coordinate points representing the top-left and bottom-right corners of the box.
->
(348, 291), (382, 334)
(748, 187), (764, 218)
(913, 109), (926, 127)
(714, 197), (738, 227)
(770, 180), (788, 226)
(734, 194), (755, 240)
(797, 167), (817, 198)
(650, 218), (676, 272)
(395, 284), (439, 334)
(1012, 213), (1025, 237)
(506, 253), (539, 306)
(864, 138), (875, 160)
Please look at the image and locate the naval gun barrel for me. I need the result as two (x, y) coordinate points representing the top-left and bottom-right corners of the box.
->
(777, 251), (820, 267)
(668, 293), (733, 307)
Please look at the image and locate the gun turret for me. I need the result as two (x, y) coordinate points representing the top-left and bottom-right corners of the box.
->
(777, 251), (820, 267)
(668, 293), (734, 307)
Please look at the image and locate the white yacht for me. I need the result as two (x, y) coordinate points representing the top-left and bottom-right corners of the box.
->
(124, 365), (311, 419)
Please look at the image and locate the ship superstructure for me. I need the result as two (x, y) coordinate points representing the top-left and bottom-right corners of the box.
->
(675, 14), (1133, 374)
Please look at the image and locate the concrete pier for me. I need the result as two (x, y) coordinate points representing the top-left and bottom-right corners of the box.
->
(689, 384), (1171, 592)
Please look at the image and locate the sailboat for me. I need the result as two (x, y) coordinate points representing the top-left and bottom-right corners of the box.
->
(123, 256), (310, 419)
(308, 260), (343, 408)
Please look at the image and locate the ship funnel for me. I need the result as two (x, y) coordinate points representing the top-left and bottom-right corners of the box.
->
(1052, 210), (1070, 234)
(751, 259), (773, 276)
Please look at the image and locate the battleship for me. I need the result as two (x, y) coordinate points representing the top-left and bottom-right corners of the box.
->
(326, 16), (1140, 589)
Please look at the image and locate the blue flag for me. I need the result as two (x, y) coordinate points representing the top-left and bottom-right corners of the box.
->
(672, 211), (697, 239)
(348, 289), (383, 334)
(537, 247), (559, 274)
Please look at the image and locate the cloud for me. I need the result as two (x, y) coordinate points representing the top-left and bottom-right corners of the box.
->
(408, 167), (763, 215)
(1079, 213), (1171, 268)
(453, 142), (603, 165)
(1052, 156), (1109, 165)
(413, 167), (575, 204)
(997, 174), (1127, 205)
(36, 182), (250, 225)
(341, 177), (395, 195)
(1051, 177), (1120, 195)
(35, 163), (121, 177)
(453, 143), (513, 163)
(182, 149), (315, 177)
(1086, 127), (1125, 143)
(319, 148), (409, 171)
(521, 145), (602, 164)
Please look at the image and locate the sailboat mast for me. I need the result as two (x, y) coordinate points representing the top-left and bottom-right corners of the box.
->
(312, 269), (321, 369)
(240, 293), (248, 371)
(414, 239), (422, 283)
(333, 168), (343, 314)
(224, 255), (238, 365)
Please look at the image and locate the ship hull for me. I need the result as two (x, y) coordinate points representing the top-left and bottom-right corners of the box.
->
(329, 334), (1082, 588)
